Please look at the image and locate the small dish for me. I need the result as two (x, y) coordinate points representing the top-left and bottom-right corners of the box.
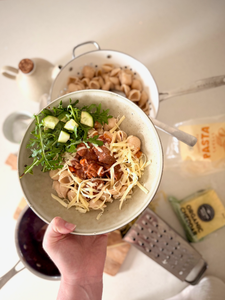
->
(3, 111), (33, 143)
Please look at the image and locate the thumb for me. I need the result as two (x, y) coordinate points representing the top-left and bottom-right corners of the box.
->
(43, 216), (76, 247)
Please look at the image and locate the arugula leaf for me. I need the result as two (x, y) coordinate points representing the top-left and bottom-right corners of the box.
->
(87, 135), (104, 146)
(81, 103), (113, 124)
(21, 99), (112, 177)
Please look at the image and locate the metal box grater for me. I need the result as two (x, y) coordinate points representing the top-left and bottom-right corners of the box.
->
(123, 208), (207, 285)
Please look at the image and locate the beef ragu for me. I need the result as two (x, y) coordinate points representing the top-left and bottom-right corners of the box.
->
(69, 140), (123, 181)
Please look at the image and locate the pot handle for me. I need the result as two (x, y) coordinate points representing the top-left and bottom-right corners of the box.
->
(0, 260), (25, 290)
(159, 74), (225, 102)
(1, 66), (18, 80)
(72, 41), (101, 59)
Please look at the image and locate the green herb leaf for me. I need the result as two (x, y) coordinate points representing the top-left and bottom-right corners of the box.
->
(21, 99), (113, 177)
(87, 135), (104, 146)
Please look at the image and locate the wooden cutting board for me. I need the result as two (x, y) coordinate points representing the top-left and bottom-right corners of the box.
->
(104, 230), (131, 276)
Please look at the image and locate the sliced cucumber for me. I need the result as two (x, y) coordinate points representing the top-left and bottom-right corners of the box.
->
(42, 116), (59, 129)
(64, 119), (78, 131)
(80, 111), (93, 127)
(58, 131), (70, 143)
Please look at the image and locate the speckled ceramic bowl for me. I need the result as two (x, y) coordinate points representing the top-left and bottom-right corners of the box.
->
(18, 90), (163, 235)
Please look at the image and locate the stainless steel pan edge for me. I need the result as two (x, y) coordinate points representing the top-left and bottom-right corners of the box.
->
(0, 206), (60, 290)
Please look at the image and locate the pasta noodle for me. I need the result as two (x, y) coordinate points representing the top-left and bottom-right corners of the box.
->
(109, 76), (120, 85)
(116, 130), (127, 142)
(110, 67), (121, 77)
(128, 89), (141, 102)
(59, 170), (73, 184)
(119, 70), (133, 86)
(49, 169), (60, 180)
(121, 84), (130, 97)
(139, 90), (148, 108)
(82, 65), (95, 79)
(67, 76), (79, 85)
(64, 64), (150, 115)
(68, 83), (82, 92)
(81, 78), (90, 87)
(89, 80), (100, 89)
(131, 79), (142, 91)
(52, 181), (69, 199)
(102, 63), (114, 72)
(102, 81), (111, 91)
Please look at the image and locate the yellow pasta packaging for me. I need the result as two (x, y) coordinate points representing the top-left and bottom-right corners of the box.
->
(179, 122), (225, 162)
(169, 189), (225, 242)
(165, 114), (225, 175)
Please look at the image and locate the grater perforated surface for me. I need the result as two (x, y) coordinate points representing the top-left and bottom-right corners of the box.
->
(123, 208), (207, 284)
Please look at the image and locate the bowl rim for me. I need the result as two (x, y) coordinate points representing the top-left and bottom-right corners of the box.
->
(18, 89), (164, 235)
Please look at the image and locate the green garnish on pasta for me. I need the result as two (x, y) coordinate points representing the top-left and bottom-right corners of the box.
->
(20, 100), (112, 178)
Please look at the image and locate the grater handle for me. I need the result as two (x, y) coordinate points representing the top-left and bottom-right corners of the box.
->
(185, 260), (208, 285)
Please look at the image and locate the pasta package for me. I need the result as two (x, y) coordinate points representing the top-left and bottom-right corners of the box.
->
(165, 114), (225, 176)
(179, 122), (225, 162)
(169, 189), (225, 242)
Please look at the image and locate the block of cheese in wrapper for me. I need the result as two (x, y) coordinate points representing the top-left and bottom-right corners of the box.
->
(169, 189), (225, 242)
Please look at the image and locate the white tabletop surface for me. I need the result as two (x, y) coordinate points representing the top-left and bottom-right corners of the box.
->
(0, 1), (225, 299)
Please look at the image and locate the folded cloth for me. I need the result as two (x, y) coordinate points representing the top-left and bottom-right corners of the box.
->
(165, 276), (225, 300)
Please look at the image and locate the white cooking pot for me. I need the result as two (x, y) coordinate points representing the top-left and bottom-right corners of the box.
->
(50, 41), (225, 118)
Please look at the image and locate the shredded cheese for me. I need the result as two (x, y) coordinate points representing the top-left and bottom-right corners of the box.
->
(51, 194), (69, 208)
(110, 115), (125, 133)
(136, 181), (149, 194)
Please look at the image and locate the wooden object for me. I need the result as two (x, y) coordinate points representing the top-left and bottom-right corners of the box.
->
(104, 230), (131, 276)
(13, 197), (27, 220)
(5, 153), (17, 170)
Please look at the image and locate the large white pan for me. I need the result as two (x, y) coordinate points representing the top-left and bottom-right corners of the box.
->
(50, 41), (225, 119)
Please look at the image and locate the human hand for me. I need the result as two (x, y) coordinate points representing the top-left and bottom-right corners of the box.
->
(43, 217), (108, 300)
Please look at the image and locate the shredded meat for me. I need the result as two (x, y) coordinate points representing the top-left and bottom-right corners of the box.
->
(98, 132), (112, 144)
(69, 143), (122, 180)
(93, 146), (116, 165)
(114, 164), (123, 181)
(69, 165), (86, 180)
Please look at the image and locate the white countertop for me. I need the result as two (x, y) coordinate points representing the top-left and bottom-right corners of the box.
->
(0, 1), (225, 299)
